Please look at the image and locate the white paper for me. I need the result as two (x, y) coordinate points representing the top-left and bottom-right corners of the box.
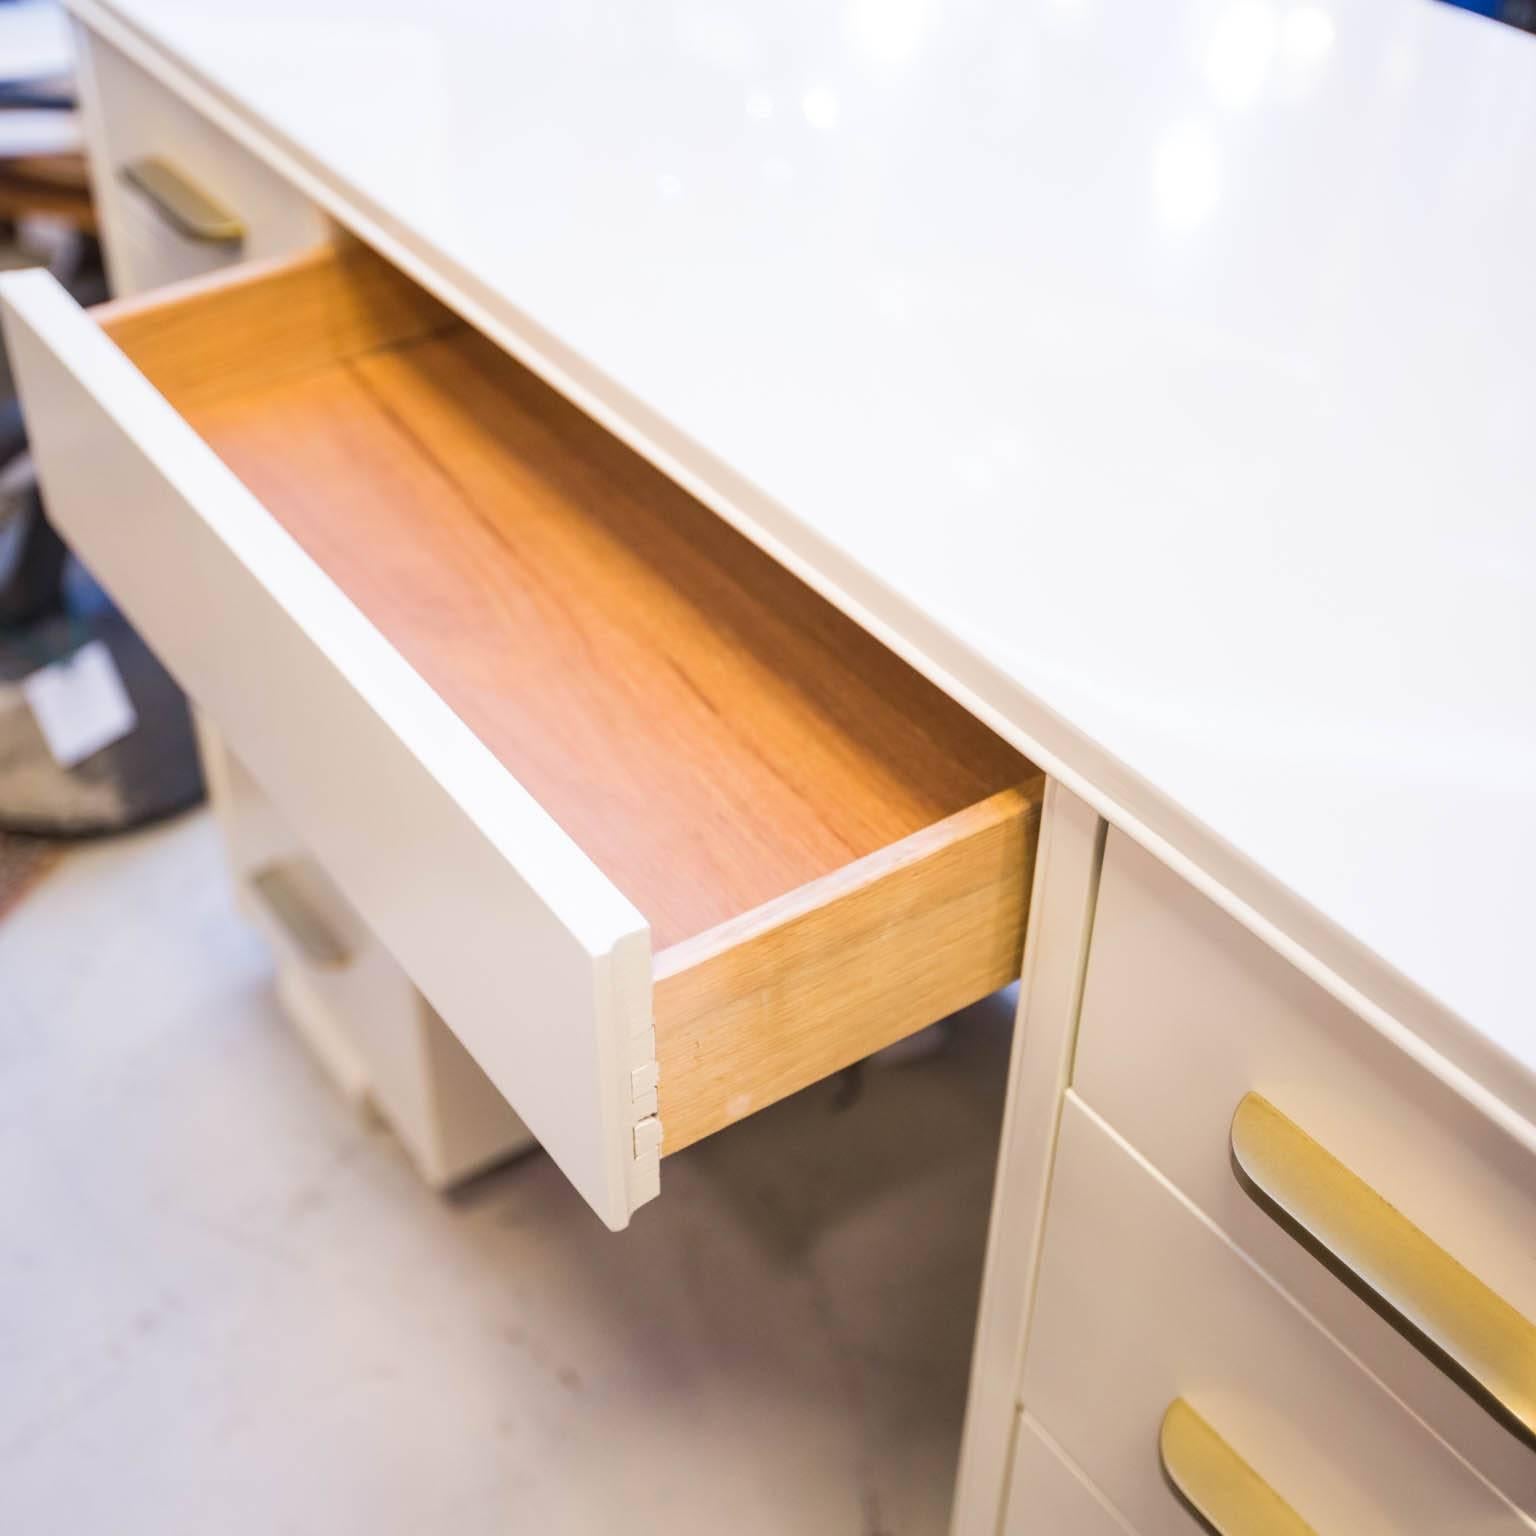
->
(22, 639), (138, 768)
(0, 2), (72, 84)
(0, 108), (82, 159)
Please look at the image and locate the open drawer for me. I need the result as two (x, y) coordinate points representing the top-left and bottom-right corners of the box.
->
(0, 242), (1042, 1227)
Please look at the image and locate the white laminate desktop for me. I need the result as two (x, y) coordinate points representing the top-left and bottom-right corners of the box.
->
(61, 0), (1536, 1124)
(7, 6), (1535, 1534)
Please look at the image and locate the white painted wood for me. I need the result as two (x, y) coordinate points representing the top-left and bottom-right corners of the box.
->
(73, 25), (507, 1186)
(952, 783), (1104, 1536)
(1074, 829), (1536, 1515)
(73, 23), (594, 1187)
(1023, 1098), (1530, 1536)
(68, 20), (326, 298)
(192, 717), (302, 899)
(412, 988), (540, 1187)
(1002, 1413), (1135, 1536)
(197, 715), (376, 1114)
(195, 712), (535, 1186)
(244, 846), (537, 1189)
(0, 268), (654, 1230)
(272, 949), (373, 1112)
(57, 0), (1536, 1133)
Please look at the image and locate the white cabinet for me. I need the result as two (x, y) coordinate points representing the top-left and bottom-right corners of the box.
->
(1022, 1098), (1525, 1535)
(959, 810), (1536, 1536)
(1075, 830), (1536, 1515)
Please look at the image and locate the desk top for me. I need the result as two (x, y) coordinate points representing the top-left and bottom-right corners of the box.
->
(71, 0), (1536, 1121)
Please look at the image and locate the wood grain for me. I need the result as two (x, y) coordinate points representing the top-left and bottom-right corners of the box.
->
(110, 247), (1034, 949)
(654, 782), (1042, 1152)
(97, 240), (455, 412)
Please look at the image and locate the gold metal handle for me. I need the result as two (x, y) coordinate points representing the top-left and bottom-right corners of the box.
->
(249, 864), (350, 969)
(119, 156), (245, 245)
(1231, 1093), (1536, 1449)
(1160, 1400), (1316, 1535)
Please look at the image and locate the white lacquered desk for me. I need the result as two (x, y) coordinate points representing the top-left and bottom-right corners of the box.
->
(4, 3), (1534, 1531)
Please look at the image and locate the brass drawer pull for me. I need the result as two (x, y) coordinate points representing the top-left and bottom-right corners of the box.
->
(1231, 1092), (1536, 1449)
(249, 864), (350, 969)
(1159, 1400), (1316, 1534)
(120, 156), (245, 245)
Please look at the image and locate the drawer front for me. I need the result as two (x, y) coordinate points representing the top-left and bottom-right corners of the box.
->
(73, 21), (326, 295)
(0, 265), (655, 1231)
(1004, 1414), (1134, 1536)
(1023, 1098), (1526, 1535)
(1075, 830), (1536, 1510)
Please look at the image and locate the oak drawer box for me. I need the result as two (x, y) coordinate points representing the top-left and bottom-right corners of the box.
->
(1022, 1098), (1527, 1536)
(1074, 829), (1536, 1515)
(0, 243), (1041, 1228)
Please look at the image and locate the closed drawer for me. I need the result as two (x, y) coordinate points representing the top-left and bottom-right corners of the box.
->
(1023, 1097), (1526, 1535)
(73, 22), (326, 295)
(1074, 830), (1536, 1512)
(249, 858), (535, 1189)
(227, 767), (535, 1193)
(0, 243), (1041, 1229)
(1004, 1413), (1134, 1536)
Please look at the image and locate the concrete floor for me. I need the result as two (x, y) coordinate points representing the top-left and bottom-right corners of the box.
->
(0, 811), (1015, 1535)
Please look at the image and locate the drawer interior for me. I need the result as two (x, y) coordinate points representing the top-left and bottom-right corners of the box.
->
(97, 241), (1041, 1149)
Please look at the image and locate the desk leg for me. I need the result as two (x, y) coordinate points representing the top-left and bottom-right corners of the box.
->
(951, 782), (1105, 1535)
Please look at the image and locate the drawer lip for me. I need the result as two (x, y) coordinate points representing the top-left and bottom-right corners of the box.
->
(0, 263), (654, 1229)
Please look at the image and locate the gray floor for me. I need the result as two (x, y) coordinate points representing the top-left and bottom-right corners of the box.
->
(0, 811), (1015, 1535)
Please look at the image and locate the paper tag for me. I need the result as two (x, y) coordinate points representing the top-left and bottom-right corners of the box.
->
(22, 639), (138, 768)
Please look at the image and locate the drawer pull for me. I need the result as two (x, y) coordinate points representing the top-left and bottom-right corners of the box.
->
(1231, 1092), (1536, 1449)
(1159, 1400), (1315, 1535)
(249, 864), (350, 969)
(120, 157), (245, 245)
